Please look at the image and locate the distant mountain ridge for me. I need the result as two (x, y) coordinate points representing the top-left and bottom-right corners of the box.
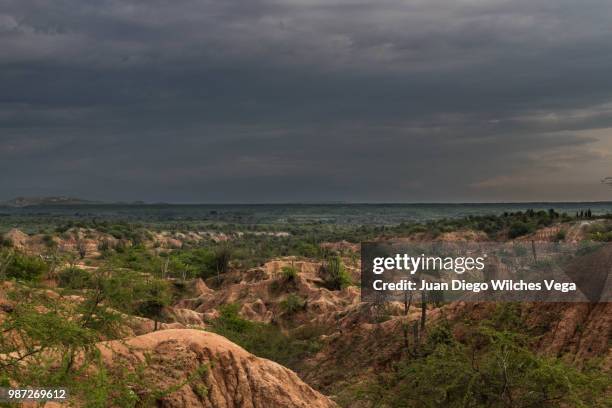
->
(1, 196), (102, 207)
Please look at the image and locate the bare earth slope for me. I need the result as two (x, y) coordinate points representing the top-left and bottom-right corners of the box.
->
(98, 329), (338, 408)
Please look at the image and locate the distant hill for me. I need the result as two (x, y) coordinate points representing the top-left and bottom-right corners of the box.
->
(1, 196), (102, 207)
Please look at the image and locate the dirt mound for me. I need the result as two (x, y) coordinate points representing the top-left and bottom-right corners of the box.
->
(194, 278), (214, 296)
(3, 229), (29, 250)
(526, 302), (612, 363)
(98, 329), (338, 408)
(163, 306), (206, 327)
(2, 228), (121, 258)
(2, 227), (211, 258)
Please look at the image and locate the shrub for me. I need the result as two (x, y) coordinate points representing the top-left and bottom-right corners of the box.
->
(97, 239), (111, 253)
(58, 266), (93, 289)
(364, 321), (611, 408)
(4, 251), (48, 281)
(589, 222), (612, 242)
(295, 242), (319, 257)
(42, 234), (56, 248)
(508, 221), (534, 238)
(280, 265), (298, 281)
(592, 231), (612, 242)
(107, 246), (161, 274)
(320, 256), (352, 290)
(0, 283), (207, 407)
(213, 245), (232, 275)
(555, 230), (567, 241)
(280, 294), (306, 315)
(209, 303), (320, 368)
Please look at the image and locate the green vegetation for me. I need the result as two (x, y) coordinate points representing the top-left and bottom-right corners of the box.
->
(58, 266), (93, 289)
(134, 278), (172, 330)
(0, 255), (200, 407)
(42, 234), (56, 248)
(508, 221), (535, 239)
(421, 209), (566, 239)
(2, 207), (600, 283)
(555, 229), (567, 241)
(208, 304), (320, 369)
(588, 221), (612, 242)
(104, 244), (238, 282)
(380, 329), (609, 407)
(0, 249), (48, 281)
(105, 245), (162, 273)
(280, 294), (306, 315)
(280, 265), (298, 281)
(320, 255), (352, 290)
(2, 208), (611, 407)
(344, 305), (611, 408)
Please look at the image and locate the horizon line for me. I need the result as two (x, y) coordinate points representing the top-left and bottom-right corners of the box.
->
(4, 200), (612, 206)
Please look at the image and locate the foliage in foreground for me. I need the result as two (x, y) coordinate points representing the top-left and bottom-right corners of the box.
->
(0, 282), (205, 407)
(342, 306), (611, 408)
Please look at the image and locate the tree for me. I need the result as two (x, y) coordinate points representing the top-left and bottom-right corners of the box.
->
(143, 278), (171, 331)
(214, 245), (232, 283)
(0, 278), (206, 406)
(76, 236), (87, 259)
(369, 320), (611, 408)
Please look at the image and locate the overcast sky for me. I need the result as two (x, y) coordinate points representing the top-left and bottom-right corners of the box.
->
(1, 0), (612, 203)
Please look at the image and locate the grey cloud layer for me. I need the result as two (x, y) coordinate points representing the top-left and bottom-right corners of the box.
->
(1, 0), (612, 202)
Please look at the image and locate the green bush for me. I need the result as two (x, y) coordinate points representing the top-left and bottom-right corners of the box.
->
(209, 304), (320, 368)
(0, 283), (206, 407)
(593, 231), (612, 242)
(107, 245), (161, 274)
(321, 256), (352, 290)
(42, 234), (56, 248)
(589, 222), (612, 241)
(280, 294), (306, 315)
(58, 266), (93, 289)
(555, 229), (567, 241)
(4, 251), (48, 281)
(280, 265), (298, 281)
(213, 245), (232, 274)
(508, 221), (535, 239)
(295, 241), (319, 257)
(361, 321), (611, 408)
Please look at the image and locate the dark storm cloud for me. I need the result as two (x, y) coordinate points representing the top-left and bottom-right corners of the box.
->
(1, 0), (612, 202)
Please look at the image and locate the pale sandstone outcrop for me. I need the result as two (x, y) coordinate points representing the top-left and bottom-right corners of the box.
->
(3, 228), (29, 250)
(98, 329), (338, 408)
